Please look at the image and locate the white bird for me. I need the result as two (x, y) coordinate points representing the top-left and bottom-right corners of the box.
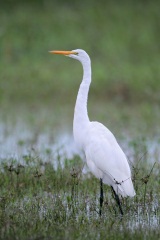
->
(50, 49), (135, 215)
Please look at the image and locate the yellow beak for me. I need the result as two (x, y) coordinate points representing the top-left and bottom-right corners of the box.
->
(49, 50), (77, 55)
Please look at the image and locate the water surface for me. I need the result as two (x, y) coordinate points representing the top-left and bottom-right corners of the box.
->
(0, 121), (159, 167)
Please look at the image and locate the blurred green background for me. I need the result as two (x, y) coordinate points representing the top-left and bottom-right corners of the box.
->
(0, 2), (160, 238)
(0, 0), (160, 127)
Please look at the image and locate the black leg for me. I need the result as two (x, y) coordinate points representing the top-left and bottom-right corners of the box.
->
(111, 186), (123, 216)
(99, 178), (103, 216)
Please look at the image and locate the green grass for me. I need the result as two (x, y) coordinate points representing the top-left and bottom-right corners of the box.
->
(0, 1), (160, 239)
(0, 152), (159, 240)
(0, 0), (160, 107)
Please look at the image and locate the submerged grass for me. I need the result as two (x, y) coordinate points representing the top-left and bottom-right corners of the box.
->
(0, 150), (160, 239)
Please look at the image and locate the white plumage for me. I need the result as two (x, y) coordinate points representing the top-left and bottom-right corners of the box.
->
(51, 49), (135, 199)
(84, 121), (135, 197)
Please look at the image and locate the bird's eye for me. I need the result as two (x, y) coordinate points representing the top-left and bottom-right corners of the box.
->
(74, 52), (79, 55)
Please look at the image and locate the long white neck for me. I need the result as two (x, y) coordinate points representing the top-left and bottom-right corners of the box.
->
(73, 58), (91, 148)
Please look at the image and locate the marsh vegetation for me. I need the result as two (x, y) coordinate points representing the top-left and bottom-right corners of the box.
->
(0, 0), (160, 239)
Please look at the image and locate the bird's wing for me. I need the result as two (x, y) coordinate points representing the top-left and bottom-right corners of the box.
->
(84, 121), (132, 185)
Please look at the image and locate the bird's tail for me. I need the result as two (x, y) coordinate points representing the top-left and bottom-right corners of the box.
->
(113, 177), (136, 197)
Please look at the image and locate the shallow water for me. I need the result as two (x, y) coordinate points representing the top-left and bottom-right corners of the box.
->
(0, 121), (159, 167)
(0, 121), (81, 166)
(9, 190), (160, 231)
(0, 122), (159, 237)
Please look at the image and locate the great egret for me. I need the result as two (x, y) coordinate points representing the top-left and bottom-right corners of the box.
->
(50, 49), (135, 215)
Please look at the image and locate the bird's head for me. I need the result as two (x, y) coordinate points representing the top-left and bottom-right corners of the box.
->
(49, 49), (90, 64)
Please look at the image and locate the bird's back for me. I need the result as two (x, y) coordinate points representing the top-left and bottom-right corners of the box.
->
(84, 121), (135, 197)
